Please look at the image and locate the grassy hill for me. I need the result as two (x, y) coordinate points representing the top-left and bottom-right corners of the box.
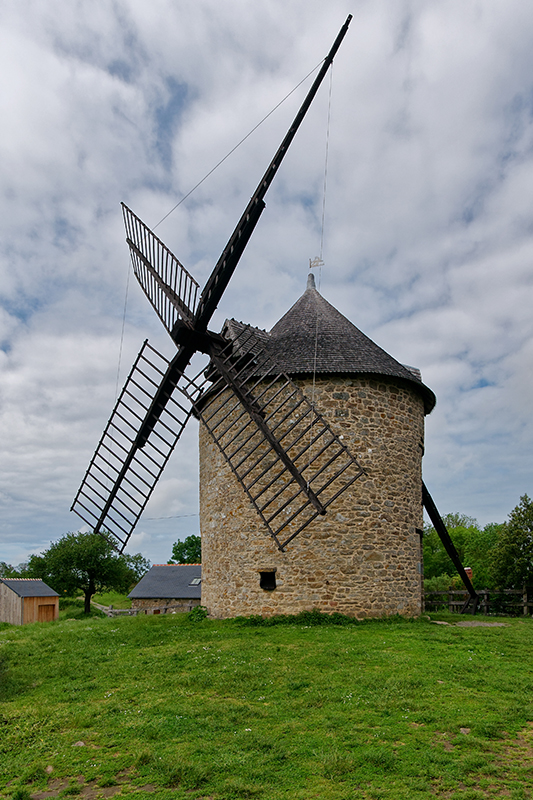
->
(1, 611), (532, 800)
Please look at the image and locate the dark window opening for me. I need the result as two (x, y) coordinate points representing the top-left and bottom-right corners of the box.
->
(260, 571), (276, 591)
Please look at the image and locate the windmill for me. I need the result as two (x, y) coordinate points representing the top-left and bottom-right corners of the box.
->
(71, 15), (478, 615)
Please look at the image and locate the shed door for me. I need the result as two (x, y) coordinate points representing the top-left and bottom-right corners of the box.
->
(38, 604), (55, 622)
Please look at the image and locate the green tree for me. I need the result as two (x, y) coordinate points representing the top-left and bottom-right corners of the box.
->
(491, 494), (533, 589)
(423, 514), (476, 581)
(464, 522), (503, 588)
(122, 552), (151, 586)
(26, 532), (150, 613)
(169, 535), (201, 564)
(423, 514), (503, 588)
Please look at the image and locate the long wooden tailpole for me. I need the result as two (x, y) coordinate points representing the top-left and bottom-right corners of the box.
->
(422, 482), (479, 614)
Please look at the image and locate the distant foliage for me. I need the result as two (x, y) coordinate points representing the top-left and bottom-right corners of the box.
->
(0, 562), (28, 578)
(170, 535), (201, 564)
(26, 531), (150, 614)
(423, 514), (504, 589)
(422, 499), (533, 590)
(0, 562), (16, 578)
(122, 552), (151, 585)
(490, 494), (533, 589)
(423, 574), (462, 593)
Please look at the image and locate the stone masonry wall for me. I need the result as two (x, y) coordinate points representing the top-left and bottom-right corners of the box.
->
(130, 598), (200, 612)
(200, 376), (425, 619)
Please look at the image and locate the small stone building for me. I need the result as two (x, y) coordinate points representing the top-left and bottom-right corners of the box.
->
(128, 564), (202, 612)
(200, 274), (436, 619)
(0, 578), (59, 625)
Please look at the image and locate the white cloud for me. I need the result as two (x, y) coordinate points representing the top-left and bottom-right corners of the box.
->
(1, 0), (533, 565)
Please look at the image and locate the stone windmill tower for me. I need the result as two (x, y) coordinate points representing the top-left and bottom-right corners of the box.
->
(200, 272), (436, 619)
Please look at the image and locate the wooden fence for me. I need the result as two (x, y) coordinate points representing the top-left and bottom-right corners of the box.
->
(424, 588), (533, 616)
(92, 602), (198, 617)
(96, 594), (533, 618)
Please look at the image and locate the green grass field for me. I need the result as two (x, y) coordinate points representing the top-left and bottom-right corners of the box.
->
(1, 611), (532, 800)
(91, 592), (132, 610)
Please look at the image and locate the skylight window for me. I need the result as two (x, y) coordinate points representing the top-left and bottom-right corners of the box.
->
(189, 577), (201, 585)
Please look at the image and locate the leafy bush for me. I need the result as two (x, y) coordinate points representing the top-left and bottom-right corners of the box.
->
(424, 574), (459, 592)
(187, 604), (208, 622)
(236, 608), (361, 626)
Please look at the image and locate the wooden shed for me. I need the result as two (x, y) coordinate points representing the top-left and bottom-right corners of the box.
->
(0, 578), (59, 625)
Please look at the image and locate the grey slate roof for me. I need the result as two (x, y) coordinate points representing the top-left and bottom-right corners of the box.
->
(0, 578), (58, 597)
(128, 564), (202, 599)
(223, 274), (436, 413)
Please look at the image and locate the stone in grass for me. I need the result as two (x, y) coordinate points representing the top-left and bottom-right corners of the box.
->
(72, 741), (86, 747)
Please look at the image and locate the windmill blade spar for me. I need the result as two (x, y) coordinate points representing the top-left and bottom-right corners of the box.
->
(193, 14), (352, 331)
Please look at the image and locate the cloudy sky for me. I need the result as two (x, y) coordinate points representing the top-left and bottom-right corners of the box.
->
(1, 0), (533, 566)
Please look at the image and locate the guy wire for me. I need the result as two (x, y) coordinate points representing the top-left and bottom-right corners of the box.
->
(307, 66), (333, 486)
(115, 263), (131, 402)
(152, 60), (323, 232)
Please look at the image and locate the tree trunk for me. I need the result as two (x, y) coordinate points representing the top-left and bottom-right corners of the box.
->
(84, 578), (95, 614)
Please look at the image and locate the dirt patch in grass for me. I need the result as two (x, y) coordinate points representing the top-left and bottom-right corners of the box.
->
(499, 721), (533, 771)
(430, 722), (533, 798)
(30, 773), (157, 800)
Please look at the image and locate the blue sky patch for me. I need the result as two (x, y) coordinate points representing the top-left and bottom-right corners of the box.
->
(154, 78), (190, 171)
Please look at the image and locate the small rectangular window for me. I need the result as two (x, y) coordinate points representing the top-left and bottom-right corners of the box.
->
(260, 571), (276, 591)
(189, 577), (201, 585)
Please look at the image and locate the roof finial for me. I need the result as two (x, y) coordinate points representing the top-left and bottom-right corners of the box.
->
(308, 256), (323, 290)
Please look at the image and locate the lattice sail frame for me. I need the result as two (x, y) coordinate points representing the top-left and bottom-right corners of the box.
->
(181, 325), (366, 551)
(71, 341), (193, 552)
(122, 204), (200, 331)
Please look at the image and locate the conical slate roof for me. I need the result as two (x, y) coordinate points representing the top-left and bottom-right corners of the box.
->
(223, 273), (435, 413)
